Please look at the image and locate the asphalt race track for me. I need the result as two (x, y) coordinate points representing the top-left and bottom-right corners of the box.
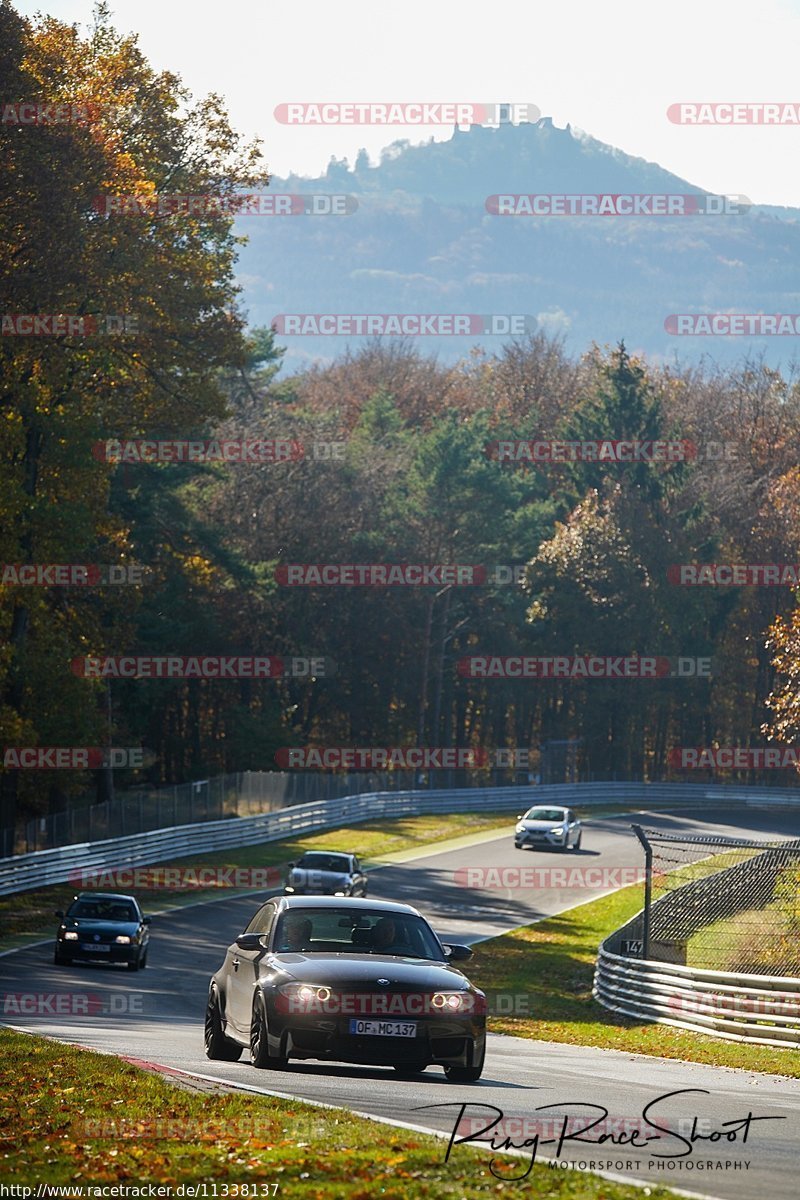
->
(3, 807), (799, 1200)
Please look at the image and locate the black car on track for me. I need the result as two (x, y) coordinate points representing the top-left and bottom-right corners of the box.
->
(284, 850), (368, 897)
(54, 892), (151, 970)
(205, 896), (486, 1081)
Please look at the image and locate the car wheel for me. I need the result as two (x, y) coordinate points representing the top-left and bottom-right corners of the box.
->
(139, 949), (148, 969)
(361, 884), (368, 897)
(572, 833), (582, 851)
(250, 992), (286, 1069)
(205, 987), (243, 1061)
(444, 1039), (485, 1083)
(514, 842), (524, 850)
(126, 952), (141, 971)
(53, 948), (68, 966)
(393, 1064), (429, 1077)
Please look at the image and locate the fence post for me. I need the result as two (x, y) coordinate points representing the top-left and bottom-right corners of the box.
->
(632, 823), (652, 961)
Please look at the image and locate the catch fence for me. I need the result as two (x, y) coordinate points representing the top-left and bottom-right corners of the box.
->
(608, 826), (800, 976)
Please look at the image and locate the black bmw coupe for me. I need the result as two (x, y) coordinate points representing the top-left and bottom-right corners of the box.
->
(205, 896), (486, 1081)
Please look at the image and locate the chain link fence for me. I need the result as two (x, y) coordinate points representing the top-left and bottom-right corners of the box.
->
(612, 826), (800, 976)
(1, 765), (537, 856)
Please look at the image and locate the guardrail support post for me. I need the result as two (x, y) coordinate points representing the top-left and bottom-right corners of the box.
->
(632, 823), (652, 961)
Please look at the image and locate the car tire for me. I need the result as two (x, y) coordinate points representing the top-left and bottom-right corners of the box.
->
(444, 1040), (485, 1083)
(127, 954), (140, 971)
(53, 949), (68, 966)
(514, 843), (524, 850)
(572, 833), (582, 851)
(139, 949), (148, 969)
(250, 993), (287, 1069)
(204, 987), (243, 1061)
(392, 1064), (430, 1077)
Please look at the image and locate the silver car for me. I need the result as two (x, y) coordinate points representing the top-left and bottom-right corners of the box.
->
(514, 805), (582, 852)
(284, 851), (368, 897)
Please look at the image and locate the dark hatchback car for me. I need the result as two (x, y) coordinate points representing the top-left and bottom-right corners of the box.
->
(54, 892), (151, 970)
(284, 851), (368, 897)
(205, 897), (486, 1081)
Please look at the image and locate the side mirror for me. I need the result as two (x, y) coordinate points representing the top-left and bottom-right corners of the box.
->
(443, 943), (473, 962)
(235, 933), (264, 951)
(55, 910), (63, 918)
(287, 862), (295, 870)
(142, 916), (151, 924)
(516, 814), (523, 821)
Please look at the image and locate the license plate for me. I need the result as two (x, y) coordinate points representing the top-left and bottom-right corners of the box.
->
(349, 1019), (417, 1037)
(81, 943), (111, 952)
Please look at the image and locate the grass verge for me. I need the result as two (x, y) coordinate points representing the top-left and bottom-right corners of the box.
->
(0, 811), (517, 951)
(0, 1028), (682, 1197)
(468, 885), (800, 1077)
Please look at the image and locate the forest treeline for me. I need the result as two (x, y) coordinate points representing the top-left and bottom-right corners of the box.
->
(3, 2), (800, 832)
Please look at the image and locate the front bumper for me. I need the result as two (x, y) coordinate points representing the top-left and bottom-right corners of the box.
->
(268, 1008), (485, 1067)
(56, 941), (141, 963)
(514, 830), (568, 848)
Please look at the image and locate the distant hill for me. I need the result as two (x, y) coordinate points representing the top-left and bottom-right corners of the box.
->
(235, 118), (800, 372)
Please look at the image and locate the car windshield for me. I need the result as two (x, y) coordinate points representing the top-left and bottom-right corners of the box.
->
(296, 853), (351, 872)
(66, 899), (137, 922)
(274, 908), (444, 959)
(524, 808), (566, 822)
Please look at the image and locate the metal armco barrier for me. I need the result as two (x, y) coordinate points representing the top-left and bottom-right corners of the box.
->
(594, 944), (800, 1048)
(0, 780), (797, 898)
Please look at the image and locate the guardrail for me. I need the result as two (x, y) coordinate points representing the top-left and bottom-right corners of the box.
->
(594, 943), (800, 1047)
(1, 780), (797, 898)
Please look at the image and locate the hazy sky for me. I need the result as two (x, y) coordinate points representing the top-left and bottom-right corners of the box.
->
(14, 0), (800, 206)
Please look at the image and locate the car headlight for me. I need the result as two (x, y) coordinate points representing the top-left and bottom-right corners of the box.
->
(515, 823), (525, 832)
(431, 992), (473, 1012)
(284, 886), (295, 893)
(114, 935), (132, 944)
(550, 826), (565, 836)
(62, 930), (78, 940)
(278, 982), (333, 1011)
